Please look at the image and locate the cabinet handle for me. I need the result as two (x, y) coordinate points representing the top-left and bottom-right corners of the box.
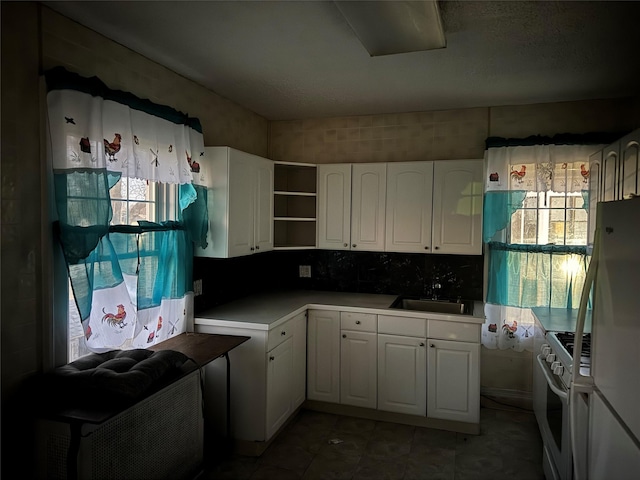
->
(250, 247), (255, 251)
(420, 342), (425, 347)
(256, 246), (260, 250)
(342, 334), (347, 338)
(424, 246), (429, 250)
(430, 343), (435, 348)
(355, 320), (361, 325)
(434, 246), (439, 250)
(344, 243), (348, 247)
(352, 244), (357, 248)
(281, 331), (286, 336)
(269, 356), (275, 361)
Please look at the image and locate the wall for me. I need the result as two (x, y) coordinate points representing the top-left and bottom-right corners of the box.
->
(1, 2), (43, 476)
(41, 7), (269, 156)
(269, 98), (634, 164)
(0, 4), (271, 476)
(268, 97), (637, 405)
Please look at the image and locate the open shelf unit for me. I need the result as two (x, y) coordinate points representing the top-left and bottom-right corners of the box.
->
(273, 161), (317, 249)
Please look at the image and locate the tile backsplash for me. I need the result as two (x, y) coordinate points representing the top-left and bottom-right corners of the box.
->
(193, 250), (483, 313)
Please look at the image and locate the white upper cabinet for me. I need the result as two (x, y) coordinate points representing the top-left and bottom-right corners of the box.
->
(620, 130), (640, 200)
(195, 147), (273, 258)
(602, 141), (620, 202)
(432, 160), (483, 255)
(317, 164), (352, 250)
(318, 163), (387, 251)
(351, 164), (387, 251)
(385, 162), (434, 253)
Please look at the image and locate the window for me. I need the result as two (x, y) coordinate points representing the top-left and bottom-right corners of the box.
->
(67, 180), (177, 362)
(509, 191), (588, 246)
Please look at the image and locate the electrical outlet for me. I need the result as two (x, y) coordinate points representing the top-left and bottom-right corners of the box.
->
(299, 265), (311, 278)
(193, 279), (203, 296)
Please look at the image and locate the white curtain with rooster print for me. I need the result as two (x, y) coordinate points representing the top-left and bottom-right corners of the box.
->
(47, 88), (204, 185)
(482, 143), (600, 352)
(46, 67), (205, 354)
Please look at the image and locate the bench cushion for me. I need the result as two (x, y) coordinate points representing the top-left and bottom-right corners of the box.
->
(47, 349), (191, 408)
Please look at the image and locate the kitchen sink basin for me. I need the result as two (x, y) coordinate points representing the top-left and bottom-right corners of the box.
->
(389, 296), (473, 315)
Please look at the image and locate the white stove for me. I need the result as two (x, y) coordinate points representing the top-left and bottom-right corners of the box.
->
(534, 330), (591, 480)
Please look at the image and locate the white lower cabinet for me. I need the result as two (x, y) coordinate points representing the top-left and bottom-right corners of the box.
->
(340, 330), (377, 409)
(196, 311), (307, 444)
(307, 310), (341, 403)
(377, 334), (427, 416)
(427, 339), (480, 424)
(266, 337), (293, 439)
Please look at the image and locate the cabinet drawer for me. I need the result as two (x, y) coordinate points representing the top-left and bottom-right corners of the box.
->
(340, 312), (377, 332)
(268, 319), (294, 351)
(427, 320), (480, 343)
(378, 315), (427, 337)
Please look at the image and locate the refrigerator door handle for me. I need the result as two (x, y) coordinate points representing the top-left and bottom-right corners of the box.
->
(536, 354), (568, 400)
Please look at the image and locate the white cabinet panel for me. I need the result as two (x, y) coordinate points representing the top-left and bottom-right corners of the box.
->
(377, 334), (426, 415)
(351, 164), (386, 251)
(195, 147), (273, 258)
(255, 158), (275, 253)
(307, 310), (341, 403)
(340, 330), (377, 409)
(620, 130), (640, 199)
(266, 338), (293, 439)
(602, 141), (620, 202)
(427, 339), (479, 424)
(292, 312), (307, 409)
(432, 160), (483, 255)
(317, 164), (352, 250)
(385, 162), (434, 253)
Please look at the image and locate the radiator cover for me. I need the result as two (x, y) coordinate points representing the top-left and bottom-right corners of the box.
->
(36, 369), (203, 480)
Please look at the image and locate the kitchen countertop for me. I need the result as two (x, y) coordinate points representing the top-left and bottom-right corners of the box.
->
(195, 290), (485, 330)
(531, 307), (592, 334)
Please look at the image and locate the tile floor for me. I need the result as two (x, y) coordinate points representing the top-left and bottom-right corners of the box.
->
(205, 407), (544, 480)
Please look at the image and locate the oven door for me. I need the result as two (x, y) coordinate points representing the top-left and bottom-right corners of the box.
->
(535, 354), (572, 480)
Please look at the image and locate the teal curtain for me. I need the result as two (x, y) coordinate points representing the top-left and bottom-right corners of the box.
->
(482, 191), (527, 242)
(486, 242), (590, 309)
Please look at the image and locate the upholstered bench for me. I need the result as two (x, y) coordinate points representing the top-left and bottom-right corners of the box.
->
(36, 349), (203, 480)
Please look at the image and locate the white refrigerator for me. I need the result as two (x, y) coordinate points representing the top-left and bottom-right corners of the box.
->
(573, 198), (640, 480)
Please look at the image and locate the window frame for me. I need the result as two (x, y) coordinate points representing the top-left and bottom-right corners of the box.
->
(507, 190), (588, 247)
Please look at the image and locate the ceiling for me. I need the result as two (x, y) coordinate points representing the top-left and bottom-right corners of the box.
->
(44, 1), (640, 121)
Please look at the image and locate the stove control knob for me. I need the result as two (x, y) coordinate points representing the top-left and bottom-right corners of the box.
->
(551, 361), (561, 370)
(541, 344), (551, 356)
(553, 364), (564, 376)
(546, 353), (556, 363)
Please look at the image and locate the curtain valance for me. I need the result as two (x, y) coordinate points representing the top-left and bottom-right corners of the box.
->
(45, 66), (205, 186)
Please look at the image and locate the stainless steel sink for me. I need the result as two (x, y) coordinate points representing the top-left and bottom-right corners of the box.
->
(389, 296), (473, 315)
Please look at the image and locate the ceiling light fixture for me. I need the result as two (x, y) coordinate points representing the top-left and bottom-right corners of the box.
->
(335, 0), (446, 57)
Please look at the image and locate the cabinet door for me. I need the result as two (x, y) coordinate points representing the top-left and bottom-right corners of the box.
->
(266, 337), (293, 440)
(351, 164), (386, 252)
(340, 330), (377, 409)
(432, 160), (483, 255)
(307, 310), (340, 403)
(602, 141), (620, 202)
(588, 150), (602, 246)
(254, 158), (274, 253)
(620, 131), (640, 199)
(228, 152), (256, 257)
(385, 162), (434, 253)
(377, 334), (426, 415)
(292, 311), (307, 410)
(317, 164), (352, 250)
(427, 339), (479, 424)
